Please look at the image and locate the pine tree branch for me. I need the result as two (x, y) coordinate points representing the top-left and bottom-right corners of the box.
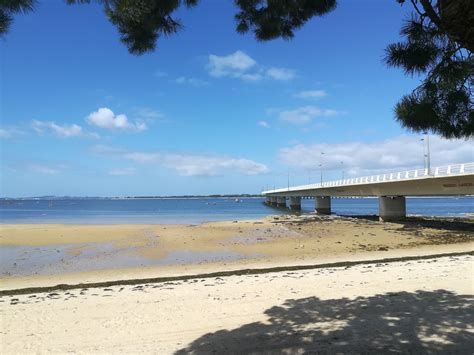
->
(418, 0), (442, 29)
(410, 0), (426, 18)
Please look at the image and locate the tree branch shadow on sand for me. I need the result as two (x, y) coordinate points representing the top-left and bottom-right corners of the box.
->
(175, 290), (474, 354)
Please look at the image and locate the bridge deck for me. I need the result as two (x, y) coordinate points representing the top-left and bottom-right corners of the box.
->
(263, 163), (474, 197)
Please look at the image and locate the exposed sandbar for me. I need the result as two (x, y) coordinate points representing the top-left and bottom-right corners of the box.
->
(1, 215), (472, 290)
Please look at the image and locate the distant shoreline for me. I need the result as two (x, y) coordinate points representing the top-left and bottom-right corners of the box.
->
(1, 195), (473, 200)
(0, 195), (263, 200)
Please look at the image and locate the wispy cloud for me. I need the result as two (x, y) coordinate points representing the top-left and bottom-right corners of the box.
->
(0, 127), (24, 139)
(240, 73), (263, 82)
(153, 70), (168, 78)
(89, 144), (126, 156)
(170, 155), (267, 176)
(278, 106), (342, 124)
(31, 120), (95, 138)
(134, 107), (164, 121)
(279, 135), (474, 176)
(126, 152), (268, 176)
(207, 50), (295, 82)
(108, 168), (136, 176)
(91, 145), (269, 177)
(86, 107), (147, 132)
(257, 120), (270, 128)
(28, 164), (63, 175)
(294, 90), (327, 99)
(175, 76), (209, 87)
(265, 67), (295, 81)
(0, 129), (12, 139)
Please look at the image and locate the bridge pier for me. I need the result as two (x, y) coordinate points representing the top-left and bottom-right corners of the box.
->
(315, 196), (331, 215)
(276, 196), (287, 207)
(379, 196), (406, 221)
(289, 196), (301, 210)
(269, 196), (277, 206)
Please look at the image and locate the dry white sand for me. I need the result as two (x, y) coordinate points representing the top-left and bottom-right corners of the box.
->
(1, 254), (473, 354)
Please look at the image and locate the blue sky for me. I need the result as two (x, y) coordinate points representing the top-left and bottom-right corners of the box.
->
(1, 0), (472, 197)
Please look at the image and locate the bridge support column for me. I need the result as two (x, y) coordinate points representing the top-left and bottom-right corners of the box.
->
(277, 196), (287, 207)
(265, 196), (271, 205)
(379, 196), (406, 222)
(289, 196), (301, 210)
(269, 196), (277, 206)
(315, 196), (331, 215)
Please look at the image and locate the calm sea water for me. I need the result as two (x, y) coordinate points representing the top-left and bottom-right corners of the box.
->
(0, 197), (472, 224)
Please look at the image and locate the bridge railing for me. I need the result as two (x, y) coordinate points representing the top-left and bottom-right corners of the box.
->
(263, 162), (474, 194)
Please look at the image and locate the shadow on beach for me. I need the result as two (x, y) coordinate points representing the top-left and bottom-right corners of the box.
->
(175, 289), (474, 354)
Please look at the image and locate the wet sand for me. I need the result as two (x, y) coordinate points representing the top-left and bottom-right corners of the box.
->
(1, 215), (473, 290)
(1, 254), (472, 353)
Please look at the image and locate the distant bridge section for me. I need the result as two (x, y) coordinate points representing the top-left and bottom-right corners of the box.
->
(262, 163), (474, 221)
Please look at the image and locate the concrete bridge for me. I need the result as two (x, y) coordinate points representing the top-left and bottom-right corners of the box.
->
(262, 163), (474, 221)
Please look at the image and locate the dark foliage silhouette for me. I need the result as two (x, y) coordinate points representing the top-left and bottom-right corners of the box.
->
(386, 0), (473, 138)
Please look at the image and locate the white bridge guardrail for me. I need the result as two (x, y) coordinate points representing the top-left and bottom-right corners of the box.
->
(263, 162), (474, 194)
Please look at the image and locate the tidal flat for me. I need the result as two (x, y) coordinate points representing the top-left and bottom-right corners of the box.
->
(1, 215), (472, 290)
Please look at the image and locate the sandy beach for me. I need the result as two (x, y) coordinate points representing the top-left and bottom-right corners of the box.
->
(1, 215), (473, 353)
(1, 254), (473, 353)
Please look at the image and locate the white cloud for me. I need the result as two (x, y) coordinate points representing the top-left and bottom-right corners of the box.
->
(28, 164), (62, 175)
(175, 76), (209, 87)
(279, 106), (341, 124)
(95, 147), (268, 177)
(207, 50), (295, 82)
(258, 120), (270, 128)
(266, 67), (295, 81)
(108, 168), (136, 176)
(294, 90), (327, 99)
(278, 135), (474, 176)
(86, 107), (147, 132)
(31, 120), (85, 138)
(208, 50), (257, 78)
